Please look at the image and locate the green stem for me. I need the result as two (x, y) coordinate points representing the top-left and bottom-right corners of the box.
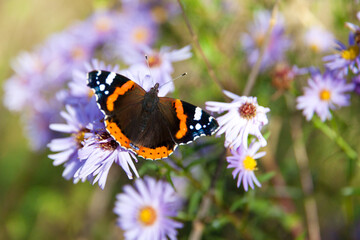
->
(159, 160), (203, 190)
(242, 0), (280, 96)
(312, 117), (358, 162)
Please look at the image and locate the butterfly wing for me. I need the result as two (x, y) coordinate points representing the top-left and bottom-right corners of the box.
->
(87, 70), (146, 115)
(160, 99), (219, 145)
(87, 70), (147, 149)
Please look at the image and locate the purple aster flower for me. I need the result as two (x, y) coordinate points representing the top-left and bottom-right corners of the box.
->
(3, 50), (65, 112)
(227, 141), (265, 191)
(48, 101), (102, 175)
(240, 10), (291, 71)
(296, 70), (354, 121)
(352, 74), (360, 95)
(323, 33), (360, 77)
(119, 45), (192, 94)
(304, 26), (334, 53)
(114, 176), (183, 240)
(45, 27), (96, 71)
(48, 100), (139, 189)
(75, 127), (139, 189)
(206, 91), (270, 149)
(86, 10), (125, 45)
(112, 9), (158, 53)
(23, 107), (60, 151)
(3, 74), (35, 112)
(121, 0), (179, 23)
(66, 59), (121, 105)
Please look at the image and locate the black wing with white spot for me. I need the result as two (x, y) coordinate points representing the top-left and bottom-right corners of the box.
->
(175, 100), (219, 145)
(87, 70), (145, 116)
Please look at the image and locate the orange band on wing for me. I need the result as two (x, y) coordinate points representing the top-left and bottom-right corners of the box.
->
(134, 146), (173, 160)
(105, 120), (131, 148)
(174, 100), (187, 139)
(106, 119), (173, 160)
(106, 81), (135, 111)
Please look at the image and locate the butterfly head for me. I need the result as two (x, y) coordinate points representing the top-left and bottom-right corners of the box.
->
(149, 82), (160, 95)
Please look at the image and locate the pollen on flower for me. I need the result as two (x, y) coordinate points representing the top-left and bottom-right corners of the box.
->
(319, 89), (331, 101)
(148, 54), (162, 68)
(341, 45), (359, 60)
(239, 102), (257, 119)
(73, 128), (89, 148)
(310, 43), (320, 53)
(88, 89), (94, 99)
(138, 206), (157, 226)
(243, 155), (257, 171)
(132, 27), (149, 43)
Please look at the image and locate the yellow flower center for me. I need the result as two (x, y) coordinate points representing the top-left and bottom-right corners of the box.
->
(73, 128), (89, 148)
(255, 34), (264, 47)
(341, 45), (359, 60)
(319, 89), (331, 101)
(243, 155), (257, 171)
(132, 27), (149, 44)
(310, 43), (320, 53)
(138, 206), (157, 226)
(94, 16), (112, 33)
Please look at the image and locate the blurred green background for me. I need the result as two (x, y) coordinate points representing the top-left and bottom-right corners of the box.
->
(0, 1), (127, 239)
(1, 0), (360, 239)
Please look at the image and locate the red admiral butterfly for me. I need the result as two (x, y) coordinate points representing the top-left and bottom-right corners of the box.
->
(87, 70), (219, 160)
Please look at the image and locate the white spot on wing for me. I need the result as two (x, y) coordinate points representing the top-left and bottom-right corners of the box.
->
(195, 123), (201, 130)
(106, 72), (116, 85)
(97, 71), (102, 76)
(190, 125), (194, 129)
(99, 84), (105, 91)
(194, 107), (202, 121)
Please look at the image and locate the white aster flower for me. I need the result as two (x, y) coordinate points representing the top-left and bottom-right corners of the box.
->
(206, 90), (270, 149)
(304, 26), (334, 53)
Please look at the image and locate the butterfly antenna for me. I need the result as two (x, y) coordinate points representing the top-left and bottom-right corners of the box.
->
(145, 55), (156, 86)
(159, 72), (187, 89)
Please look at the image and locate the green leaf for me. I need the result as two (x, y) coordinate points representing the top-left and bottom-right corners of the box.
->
(230, 197), (247, 212)
(188, 191), (202, 217)
(257, 171), (276, 183)
(341, 187), (360, 196)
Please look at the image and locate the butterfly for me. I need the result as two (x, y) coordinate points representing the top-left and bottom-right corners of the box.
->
(87, 70), (219, 160)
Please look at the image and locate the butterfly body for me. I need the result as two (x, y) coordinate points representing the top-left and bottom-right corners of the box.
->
(87, 70), (219, 160)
